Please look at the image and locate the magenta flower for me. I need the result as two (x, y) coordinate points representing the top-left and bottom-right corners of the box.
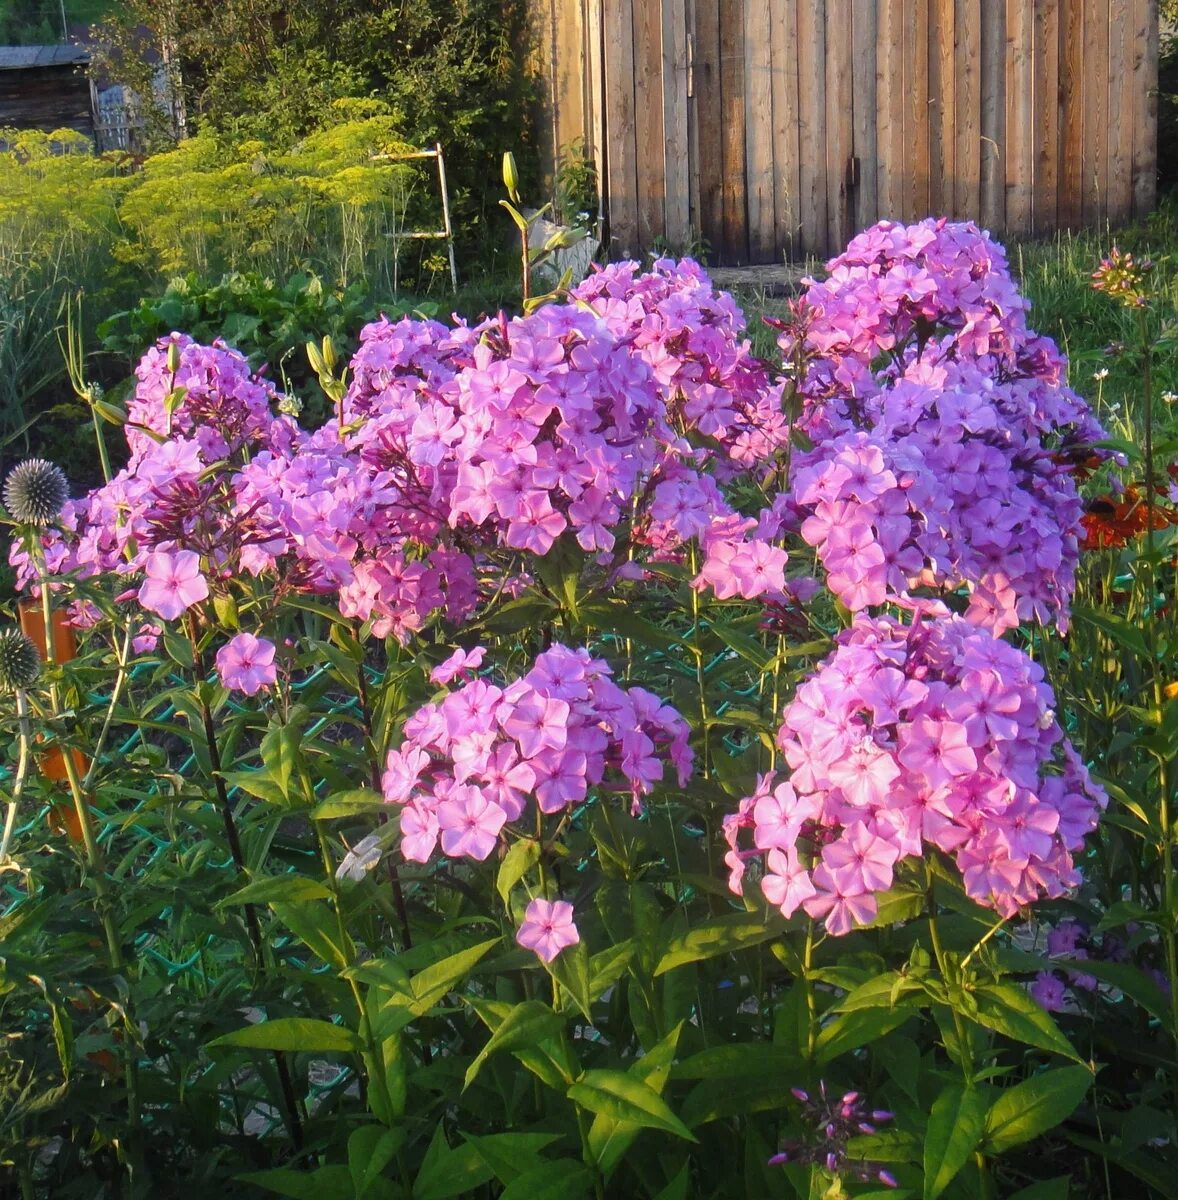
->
(436, 785), (507, 860)
(138, 549), (210, 621)
(430, 645), (486, 685)
(516, 898), (580, 963)
(214, 633), (278, 696)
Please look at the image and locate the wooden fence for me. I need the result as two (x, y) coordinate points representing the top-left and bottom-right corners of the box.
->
(530, 0), (1160, 264)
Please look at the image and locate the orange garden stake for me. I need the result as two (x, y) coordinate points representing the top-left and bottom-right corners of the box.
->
(18, 601), (91, 843)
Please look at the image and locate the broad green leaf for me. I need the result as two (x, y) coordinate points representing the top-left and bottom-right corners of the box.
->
(654, 912), (782, 975)
(311, 787), (386, 820)
(210, 1016), (360, 1054)
(1072, 605), (1150, 658)
(220, 769), (287, 805)
(261, 721), (303, 804)
(349, 1126), (403, 1198)
(568, 1069), (696, 1142)
(272, 900), (355, 970)
(496, 838), (540, 906)
(462, 1132), (560, 1186)
(1055, 957), (1173, 1028)
(409, 939), (499, 1010)
(498, 1161), (593, 1200)
(588, 1022), (684, 1174)
(237, 1166), (352, 1199)
(545, 938), (594, 1020)
(681, 1076), (796, 1127)
(674, 1043), (799, 1080)
(983, 1066), (1093, 1153)
(466, 997), (577, 1089)
(463, 999), (565, 1090)
(834, 971), (924, 1013)
(971, 984), (1082, 1061)
(922, 1084), (988, 1200)
(217, 874), (330, 909)
(816, 1005), (918, 1064)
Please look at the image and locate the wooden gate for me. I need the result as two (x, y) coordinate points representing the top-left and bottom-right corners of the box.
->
(532, 0), (1160, 264)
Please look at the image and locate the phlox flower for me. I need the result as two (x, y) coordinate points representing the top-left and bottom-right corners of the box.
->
(435, 785), (506, 861)
(138, 549), (210, 621)
(516, 898), (580, 963)
(214, 632), (278, 696)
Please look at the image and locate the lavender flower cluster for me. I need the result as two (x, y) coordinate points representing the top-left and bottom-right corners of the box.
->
(724, 603), (1107, 934)
(381, 643), (692, 864)
(781, 218), (1108, 632)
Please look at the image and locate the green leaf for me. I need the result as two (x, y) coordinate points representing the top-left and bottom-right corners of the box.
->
(587, 1022), (684, 1175)
(210, 1016), (360, 1054)
(654, 912), (782, 975)
(462, 1132), (560, 1186)
(261, 721), (303, 804)
(496, 838), (540, 906)
(1055, 957), (1173, 1029)
(834, 971), (924, 1012)
(217, 874), (331, 909)
(545, 938), (594, 1021)
(816, 1005), (918, 1064)
(983, 1066), (1093, 1153)
(1006, 1179), (1070, 1200)
(463, 999), (565, 1090)
(922, 1084), (988, 1200)
(377, 939), (500, 1034)
(1072, 605), (1150, 658)
(971, 984), (1082, 1061)
(349, 1126), (403, 1198)
(237, 1166), (352, 1200)
(674, 1043), (799, 1080)
(311, 787), (386, 820)
(273, 900), (355, 970)
(498, 1161), (593, 1200)
(568, 1069), (696, 1142)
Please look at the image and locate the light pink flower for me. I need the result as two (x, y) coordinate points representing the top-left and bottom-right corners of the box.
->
(436, 785), (506, 860)
(516, 897), (580, 963)
(138, 549), (209, 621)
(214, 633), (277, 696)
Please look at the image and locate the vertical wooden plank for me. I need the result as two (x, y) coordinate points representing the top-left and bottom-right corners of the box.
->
(1058, 0), (1085, 227)
(1113, 0), (1137, 224)
(797, 0), (828, 255)
(693, 0), (724, 256)
(904, 0), (931, 222)
(825, 0), (853, 251)
(1031, 0), (1060, 232)
(603, 0), (639, 253)
(1004, 0), (1033, 235)
(586, 0), (607, 221)
(745, 0), (775, 260)
(529, 0), (557, 196)
(771, 0), (801, 256)
(930, 0), (956, 217)
(690, 0), (729, 255)
(851, 1), (879, 233)
(1081, 0), (1109, 224)
(553, 0), (586, 156)
(954, 0), (982, 220)
(718, 0), (748, 263)
(1131, 0), (1159, 218)
(876, 0), (905, 222)
(663, 0), (691, 247)
(634, 0), (666, 249)
(979, 1), (1006, 231)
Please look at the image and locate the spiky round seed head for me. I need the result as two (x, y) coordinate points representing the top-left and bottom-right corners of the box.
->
(0, 629), (40, 692)
(3, 459), (69, 526)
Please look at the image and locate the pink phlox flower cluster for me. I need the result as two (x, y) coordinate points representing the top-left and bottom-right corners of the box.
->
(723, 609), (1107, 934)
(780, 220), (1109, 630)
(10, 337), (288, 620)
(214, 631), (278, 695)
(381, 644), (693, 864)
(572, 257), (791, 468)
(126, 333), (285, 461)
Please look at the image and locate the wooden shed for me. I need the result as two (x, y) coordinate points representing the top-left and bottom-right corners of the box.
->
(0, 43), (93, 140)
(531, 0), (1160, 263)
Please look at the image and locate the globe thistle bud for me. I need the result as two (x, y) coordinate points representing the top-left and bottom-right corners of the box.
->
(0, 628), (40, 692)
(3, 459), (69, 526)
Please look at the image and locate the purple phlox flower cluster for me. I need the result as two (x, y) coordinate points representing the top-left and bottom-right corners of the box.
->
(780, 219), (1109, 631)
(381, 643), (692, 864)
(571, 257), (791, 467)
(768, 1081), (897, 1188)
(10, 337), (291, 634)
(723, 607), (1107, 934)
(516, 897), (580, 963)
(1030, 917), (1171, 1012)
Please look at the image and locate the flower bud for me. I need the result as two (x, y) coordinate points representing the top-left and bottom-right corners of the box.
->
(502, 151), (520, 199)
(166, 340), (182, 374)
(3, 458), (69, 526)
